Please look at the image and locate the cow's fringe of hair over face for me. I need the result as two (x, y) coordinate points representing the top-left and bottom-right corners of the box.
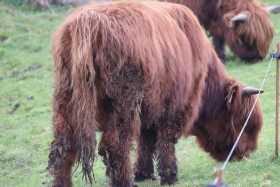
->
(222, 0), (274, 62)
(190, 55), (263, 161)
(191, 87), (263, 161)
(165, 0), (274, 63)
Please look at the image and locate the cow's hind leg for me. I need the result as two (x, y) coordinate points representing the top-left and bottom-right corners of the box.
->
(98, 63), (143, 186)
(134, 126), (157, 182)
(97, 95), (142, 186)
(47, 104), (77, 187)
(156, 121), (182, 186)
(98, 111), (138, 187)
(48, 132), (76, 187)
(47, 73), (78, 186)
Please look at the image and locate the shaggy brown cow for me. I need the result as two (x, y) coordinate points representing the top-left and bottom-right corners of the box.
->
(165, 0), (279, 64)
(47, 1), (263, 186)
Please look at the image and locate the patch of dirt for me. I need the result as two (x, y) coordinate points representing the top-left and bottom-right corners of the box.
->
(25, 154), (31, 159)
(26, 106), (34, 112)
(15, 162), (24, 168)
(23, 28), (32, 33)
(0, 172), (7, 177)
(41, 181), (52, 187)
(7, 102), (20, 115)
(21, 171), (30, 177)
(23, 64), (42, 73)
(61, 0), (93, 5)
(0, 35), (8, 42)
(10, 70), (19, 77)
(9, 64), (42, 78)
(27, 96), (34, 100)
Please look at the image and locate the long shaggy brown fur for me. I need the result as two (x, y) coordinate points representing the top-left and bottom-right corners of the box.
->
(165, 0), (274, 63)
(48, 1), (263, 186)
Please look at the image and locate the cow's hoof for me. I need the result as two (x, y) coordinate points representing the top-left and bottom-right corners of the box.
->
(160, 174), (179, 186)
(112, 181), (136, 187)
(134, 172), (157, 182)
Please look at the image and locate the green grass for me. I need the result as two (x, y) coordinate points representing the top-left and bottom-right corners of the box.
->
(0, 0), (280, 186)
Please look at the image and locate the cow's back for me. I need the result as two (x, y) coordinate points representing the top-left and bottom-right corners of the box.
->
(52, 1), (216, 133)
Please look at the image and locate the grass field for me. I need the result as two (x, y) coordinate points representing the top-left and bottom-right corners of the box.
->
(0, 0), (280, 186)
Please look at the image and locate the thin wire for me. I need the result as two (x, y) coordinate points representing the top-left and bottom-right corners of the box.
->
(213, 51), (276, 184)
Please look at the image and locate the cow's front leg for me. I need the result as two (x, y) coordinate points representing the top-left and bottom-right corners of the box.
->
(134, 126), (157, 182)
(156, 123), (181, 186)
(213, 36), (226, 64)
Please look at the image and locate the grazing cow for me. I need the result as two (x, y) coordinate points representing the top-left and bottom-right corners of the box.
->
(47, 1), (263, 186)
(165, 0), (280, 64)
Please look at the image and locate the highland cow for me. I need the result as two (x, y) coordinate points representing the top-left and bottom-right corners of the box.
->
(47, 1), (263, 186)
(165, 0), (280, 63)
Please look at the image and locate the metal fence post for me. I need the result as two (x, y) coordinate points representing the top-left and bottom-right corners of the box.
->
(276, 43), (279, 158)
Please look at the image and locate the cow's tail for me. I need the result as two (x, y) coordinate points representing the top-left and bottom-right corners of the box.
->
(69, 9), (101, 184)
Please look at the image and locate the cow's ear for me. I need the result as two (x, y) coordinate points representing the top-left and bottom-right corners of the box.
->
(225, 85), (238, 104)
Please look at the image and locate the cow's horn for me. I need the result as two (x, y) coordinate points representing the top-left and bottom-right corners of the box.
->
(243, 87), (264, 96)
(229, 13), (248, 27)
(266, 5), (280, 13)
(230, 13), (248, 22)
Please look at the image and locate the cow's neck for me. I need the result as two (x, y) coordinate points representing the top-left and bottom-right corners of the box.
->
(200, 53), (229, 119)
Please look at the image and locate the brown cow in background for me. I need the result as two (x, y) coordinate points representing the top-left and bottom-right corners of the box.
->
(47, 1), (263, 186)
(165, 0), (280, 64)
